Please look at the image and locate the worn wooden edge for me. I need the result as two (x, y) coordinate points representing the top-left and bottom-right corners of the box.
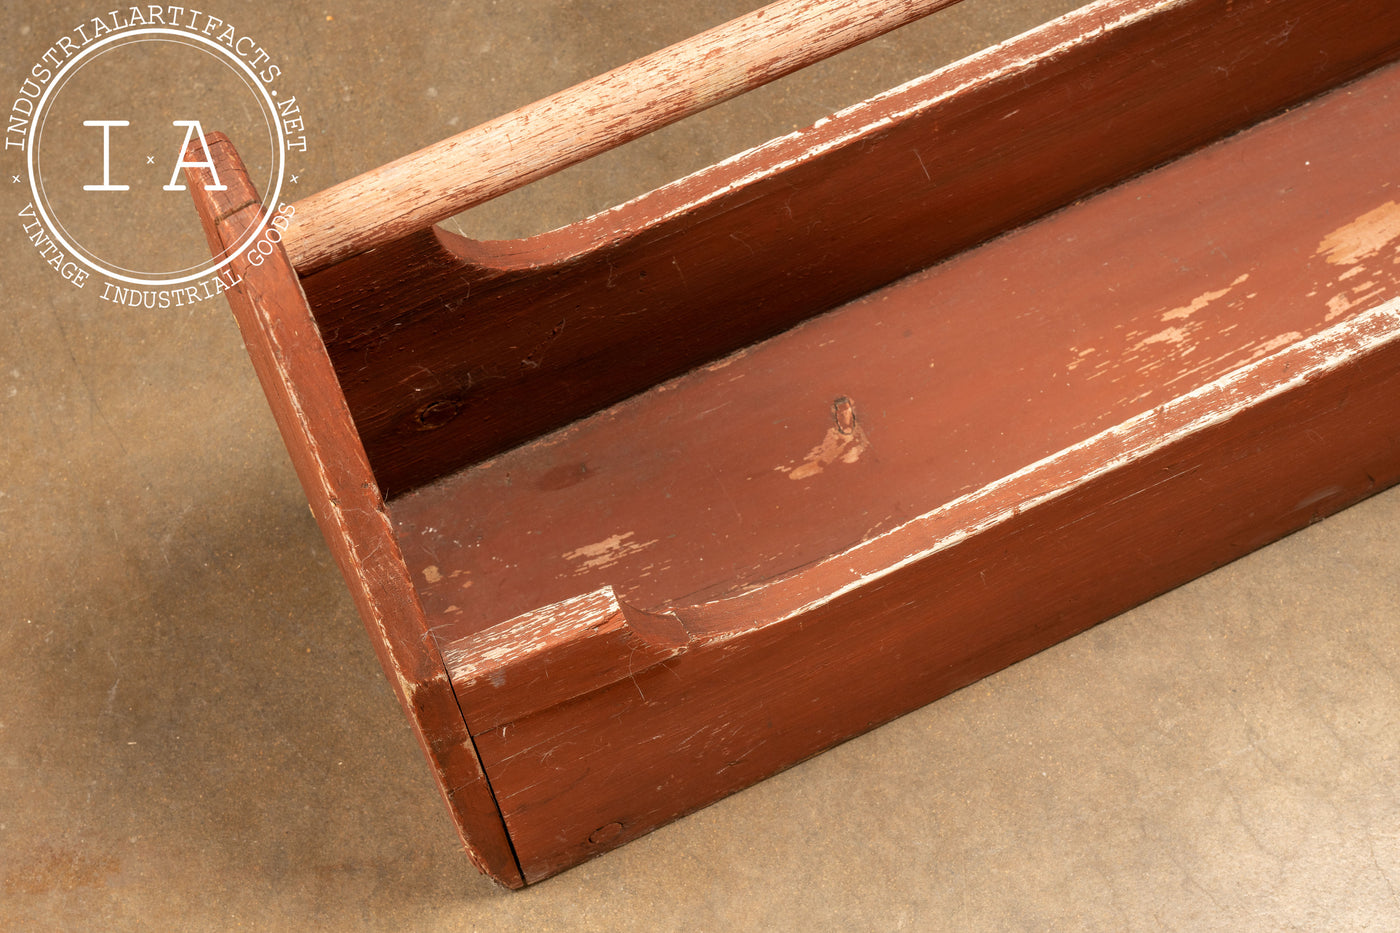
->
(184, 135), (525, 888)
(388, 51), (1400, 643)
(303, 0), (1400, 497)
(476, 300), (1400, 881)
(678, 302), (1400, 633)
(281, 0), (969, 274)
(194, 0), (1400, 887)
(442, 587), (690, 736)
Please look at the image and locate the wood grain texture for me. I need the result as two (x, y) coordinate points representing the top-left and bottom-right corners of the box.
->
(461, 302), (1400, 882)
(197, 0), (1400, 888)
(302, 0), (1400, 498)
(392, 57), (1400, 637)
(183, 139), (524, 888)
(281, 0), (969, 274)
(443, 587), (689, 735)
(396, 57), (1400, 880)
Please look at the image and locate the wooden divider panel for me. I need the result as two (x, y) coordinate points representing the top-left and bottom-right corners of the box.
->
(302, 0), (1400, 497)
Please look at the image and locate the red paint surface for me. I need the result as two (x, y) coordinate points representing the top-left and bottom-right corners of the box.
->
(393, 60), (1400, 639)
(308, 0), (1400, 497)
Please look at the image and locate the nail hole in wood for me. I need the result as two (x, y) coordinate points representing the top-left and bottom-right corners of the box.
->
(414, 399), (462, 431)
(833, 396), (856, 435)
(587, 821), (624, 846)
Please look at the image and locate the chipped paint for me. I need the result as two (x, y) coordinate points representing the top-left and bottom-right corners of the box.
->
(783, 426), (870, 480)
(1161, 273), (1249, 321)
(1315, 201), (1400, 265)
(779, 398), (871, 480)
(1136, 325), (1190, 348)
(423, 564), (443, 583)
(557, 0), (1184, 247)
(703, 346), (752, 372)
(1247, 331), (1304, 359)
(562, 531), (660, 571)
(447, 587), (623, 673)
(1080, 272), (1261, 382)
(689, 299), (1400, 641)
(1326, 293), (1357, 321)
(220, 219), (516, 882)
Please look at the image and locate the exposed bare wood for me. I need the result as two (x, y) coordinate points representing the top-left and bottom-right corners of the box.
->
(194, 0), (1400, 889)
(303, 0), (1400, 498)
(467, 302), (1400, 881)
(185, 138), (524, 888)
(444, 587), (690, 736)
(281, 0), (969, 274)
(398, 55), (1400, 879)
(396, 55), (1400, 640)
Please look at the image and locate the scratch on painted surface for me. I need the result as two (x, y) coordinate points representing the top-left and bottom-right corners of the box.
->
(562, 532), (659, 572)
(1315, 201), (1400, 265)
(1066, 346), (1097, 371)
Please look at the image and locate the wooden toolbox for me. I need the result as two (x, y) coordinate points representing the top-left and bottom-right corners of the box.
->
(189, 0), (1400, 886)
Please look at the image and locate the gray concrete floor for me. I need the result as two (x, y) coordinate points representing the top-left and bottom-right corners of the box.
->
(4, 1), (1399, 930)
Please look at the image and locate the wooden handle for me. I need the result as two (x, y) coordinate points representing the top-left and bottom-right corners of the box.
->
(282, 0), (967, 274)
